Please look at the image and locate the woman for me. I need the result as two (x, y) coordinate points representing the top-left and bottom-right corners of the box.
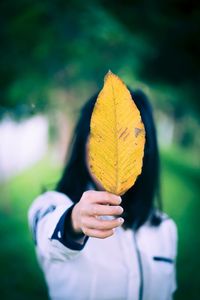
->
(28, 89), (178, 300)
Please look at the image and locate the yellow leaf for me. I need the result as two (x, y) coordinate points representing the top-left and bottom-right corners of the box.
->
(88, 71), (146, 195)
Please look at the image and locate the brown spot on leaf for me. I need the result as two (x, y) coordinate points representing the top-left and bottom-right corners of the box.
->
(123, 132), (130, 141)
(119, 127), (128, 139)
(134, 127), (143, 137)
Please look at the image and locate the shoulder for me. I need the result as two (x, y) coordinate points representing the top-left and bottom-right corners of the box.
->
(28, 191), (73, 221)
(154, 211), (177, 241)
(152, 211), (178, 243)
(137, 211), (178, 257)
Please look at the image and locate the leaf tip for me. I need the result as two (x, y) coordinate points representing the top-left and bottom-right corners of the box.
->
(104, 69), (113, 82)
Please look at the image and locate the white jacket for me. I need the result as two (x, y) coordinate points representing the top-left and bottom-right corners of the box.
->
(28, 187), (178, 300)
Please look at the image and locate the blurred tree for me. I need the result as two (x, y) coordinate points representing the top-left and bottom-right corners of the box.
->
(0, 0), (199, 116)
(102, 0), (200, 110)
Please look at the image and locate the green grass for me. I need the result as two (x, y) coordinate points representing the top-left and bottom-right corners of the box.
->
(161, 147), (200, 300)
(0, 148), (199, 300)
(0, 157), (61, 300)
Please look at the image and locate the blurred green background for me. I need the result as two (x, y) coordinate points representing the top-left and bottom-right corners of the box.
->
(0, 1), (199, 299)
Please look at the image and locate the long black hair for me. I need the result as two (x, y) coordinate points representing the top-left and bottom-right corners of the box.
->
(56, 89), (162, 230)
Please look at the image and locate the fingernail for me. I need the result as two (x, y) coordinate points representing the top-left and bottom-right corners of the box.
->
(118, 206), (123, 213)
(118, 217), (124, 223)
(120, 206), (124, 213)
(118, 197), (122, 204)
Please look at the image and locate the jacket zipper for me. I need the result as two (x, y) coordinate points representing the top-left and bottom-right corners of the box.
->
(133, 231), (144, 300)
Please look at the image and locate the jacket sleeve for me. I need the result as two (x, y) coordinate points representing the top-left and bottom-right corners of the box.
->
(28, 191), (89, 261)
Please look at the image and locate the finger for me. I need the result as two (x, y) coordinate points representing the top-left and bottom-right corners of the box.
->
(85, 191), (122, 205)
(83, 216), (124, 230)
(88, 204), (123, 216)
(83, 228), (114, 239)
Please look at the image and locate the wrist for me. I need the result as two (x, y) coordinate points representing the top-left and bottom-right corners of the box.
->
(71, 204), (83, 234)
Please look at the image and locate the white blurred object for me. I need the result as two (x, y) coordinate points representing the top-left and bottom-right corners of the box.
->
(0, 115), (48, 182)
(157, 111), (174, 147)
